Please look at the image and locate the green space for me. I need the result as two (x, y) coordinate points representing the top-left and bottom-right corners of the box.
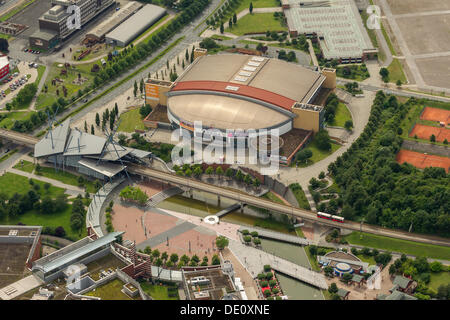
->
(387, 58), (407, 84)
(140, 282), (179, 300)
(0, 172), (65, 198)
(0, 149), (17, 163)
(336, 64), (370, 81)
(344, 232), (450, 260)
(238, 39), (260, 46)
(35, 65), (46, 87)
(117, 108), (146, 133)
(13, 160), (35, 173)
(0, 111), (35, 130)
(36, 166), (97, 193)
(380, 22), (396, 56)
(289, 183), (311, 210)
(298, 139), (341, 167)
(0, 33), (11, 40)
(429, 272), (450, 292)
(262, 191), (284, 205)
(234, 0), (279, 14)
(226, 12), (287, 36)
(326, 93), (449, 237)
(305, 245), (334, 271)
(355, 253), (377, 265)
(35, 62), (95, 110)
(295, 228), (305, 238)
(211, 34), (233, 41)
(329, 103), (352, 128)
(0, 172), (86, 240)
(85, 279), (133, 300)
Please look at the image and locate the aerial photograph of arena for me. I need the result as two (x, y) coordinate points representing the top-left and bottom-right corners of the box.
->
(0, 0), (448, 310)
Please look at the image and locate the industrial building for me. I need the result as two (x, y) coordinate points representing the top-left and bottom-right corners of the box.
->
(33, 118), (152, 181)
(105, 4), (166, 47)
(144, 52), (336, 142)
(83, 1), (143, 44)
(282, 0), (377, 62)
(29, 0), (116, 50)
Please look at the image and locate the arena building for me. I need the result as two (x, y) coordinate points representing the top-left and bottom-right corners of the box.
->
(144, 52), (336, 145)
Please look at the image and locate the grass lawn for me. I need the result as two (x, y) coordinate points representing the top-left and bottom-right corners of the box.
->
(428, 272), (450, 292)
(36, 166), (96, 193)
(140, 282), (179, 300)
(289, 185), (311, 210)
(344, 232), (450, 260)
(226, 12), (286, 36)
(35, 65), (46, 86)
(117, 108), (146, 133)
(0, 172), (66, 198)
(329, 103), (352, 128)
(35, 61), (95, 110)
(13, 160), (35, 173)
(211, 34), (233, 41)
(85, 279), (132, 300)
(356, 253), (377, 265)
(0, 204), (85, 241)
(295, 228), (305, 238)
(0, 111), (35, 130)
(387, 58), (407, 84)
(262, 191), (285, 205)
(299, 139), (341, 167)
(0, 149), (17, 163)
(234, 0), (280, 13)
(305, 246), (334, 271)
(381, 22), (396, 56)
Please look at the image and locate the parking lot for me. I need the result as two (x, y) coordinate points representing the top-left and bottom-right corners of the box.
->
(0, 61), (38, 108)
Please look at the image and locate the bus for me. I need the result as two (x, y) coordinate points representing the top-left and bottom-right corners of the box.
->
(317, 212), (332, 220)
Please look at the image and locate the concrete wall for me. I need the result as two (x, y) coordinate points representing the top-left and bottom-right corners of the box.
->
(292, 107), (320, 132)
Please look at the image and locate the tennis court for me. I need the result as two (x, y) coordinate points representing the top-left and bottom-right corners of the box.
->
(396, 149), (450, 173)
(409, 124), (450, 142)
(420, 107), (450, 124)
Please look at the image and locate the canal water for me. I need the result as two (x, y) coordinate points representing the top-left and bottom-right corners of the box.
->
(157, 192), (323, 300)
(259, 238), (324, 300)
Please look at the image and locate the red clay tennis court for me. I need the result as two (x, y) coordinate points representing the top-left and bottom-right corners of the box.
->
(409, 124), (450, 142)
(396, 149), (450, 173)
(421, 107), (450, 124)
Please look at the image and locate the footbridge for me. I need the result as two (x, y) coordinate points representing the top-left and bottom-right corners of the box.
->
(0, 129), (40, 147)
(215, 203), (243, 218)
(238, 226), (310, 246)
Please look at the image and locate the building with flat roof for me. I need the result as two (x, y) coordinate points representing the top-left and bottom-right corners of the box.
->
(145, 53), (336, 143)
(105, 4), (166, 47)
(30, 0), (116, 49)
(283, 0), (377, 62)
(32, 232), (123, 282)
(84, 1), (143, 44)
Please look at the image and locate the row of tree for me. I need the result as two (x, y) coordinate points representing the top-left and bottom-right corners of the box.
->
(326, 92), (449, 236)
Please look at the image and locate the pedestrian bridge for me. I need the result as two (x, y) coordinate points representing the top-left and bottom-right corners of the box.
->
(238, 226), (310, 246)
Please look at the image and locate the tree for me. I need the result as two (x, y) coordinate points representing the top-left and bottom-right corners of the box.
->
(170, 253), (179, 264)
(215, 166), (223, 178)
(220, 22), (224, 34)
(211, 254), (220, 265)
(315, 130), (332, 151)
(205, 166), (214, 175)
(345, 120), (353, 131)
(243, 235), (252, 244)
(396, 79), (402, 87)
(233, 13), (237, 24)
(133, 80), (138, 97)
(328, 283), (338, 294)
(430, 134), (436, 142)
(249, 2), (253, 14)
(55, 226), (66, 237)
(228, 17), (232, 29)
(296, 148), (312, 164)
(95, 113), (100, 126)
(215, 236), (229, 250)
(379, 67), (389, 83)
(0, 38), (9, 52)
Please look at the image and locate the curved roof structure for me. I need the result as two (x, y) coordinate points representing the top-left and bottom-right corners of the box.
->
(168, 54), (325, 131)
(168, 93), (291, 130)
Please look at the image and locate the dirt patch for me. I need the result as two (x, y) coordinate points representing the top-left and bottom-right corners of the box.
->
(386, 0), (450, 14)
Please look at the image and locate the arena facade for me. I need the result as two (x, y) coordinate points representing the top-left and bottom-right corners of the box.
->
(145, 51), (336, 144)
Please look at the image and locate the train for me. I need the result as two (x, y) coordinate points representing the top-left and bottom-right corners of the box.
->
(317, 212), (345, 223)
